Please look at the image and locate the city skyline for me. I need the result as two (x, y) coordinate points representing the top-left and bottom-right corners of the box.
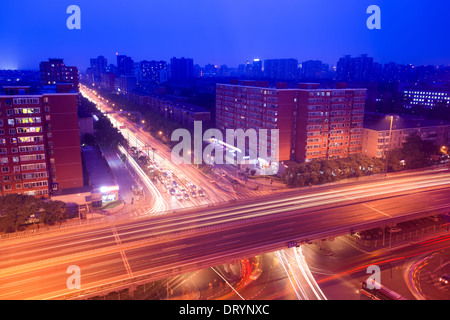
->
(1, 1), (449, 70)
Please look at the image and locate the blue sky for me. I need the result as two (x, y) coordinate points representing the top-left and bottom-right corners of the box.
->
(0, 0), (449, 70)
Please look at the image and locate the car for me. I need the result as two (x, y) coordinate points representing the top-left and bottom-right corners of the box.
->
(191, 191), (197, 198)
(439, 274), (450, 285)
(352, 232), (364, 240)
(386, 227), (402, 233)
(429, 215), (440, 222)
(175, 193), (183, 201)
(198, 190), (204, 197)
(169, 188), (176, 196)
(190, 185), (197, 191)
(183, 193), (190, 200)
(172, 180), (178, 188)
(221, 172), (227, 177)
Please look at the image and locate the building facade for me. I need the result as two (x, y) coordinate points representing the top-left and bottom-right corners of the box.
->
(170, 57), (194, 81)
(363, 118), (450, 158)
(216, 81), (366, 164)
(0, 86), (83, 197)
(39, 58), (79, 90)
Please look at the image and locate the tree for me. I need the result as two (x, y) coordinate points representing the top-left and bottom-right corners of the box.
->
(40, 201), (68, 225)
(0, 194), (40, 232)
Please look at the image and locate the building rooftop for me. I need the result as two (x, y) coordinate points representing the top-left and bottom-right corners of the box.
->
(364, 113), (450, 131)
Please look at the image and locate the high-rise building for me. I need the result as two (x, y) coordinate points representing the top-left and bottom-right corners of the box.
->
(139, 60), (168, 84)
(300, 60), (331, 80)
(170, 57), (194, 81)
(264, 59), (298, 80)
(0, 86), (83, 197)
(216, 81), (366, 164)
(336, 54), (375, 82)
(116, 54), (135, 76)
(39, 58), (79, 91)
(89, 56), (108, 83)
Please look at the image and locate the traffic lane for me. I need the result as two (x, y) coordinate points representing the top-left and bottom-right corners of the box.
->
(0, 252), (128, 300)
(0, 226), (118, 270)
(2, 186), (448, 274)
(407, 247), (450, 300)
(2, 190), (447, 299)
(117, 202), (396, 275)
(312, 235), (450, 300)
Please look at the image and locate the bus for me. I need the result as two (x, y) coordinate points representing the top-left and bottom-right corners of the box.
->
(361, 280), (407, 300)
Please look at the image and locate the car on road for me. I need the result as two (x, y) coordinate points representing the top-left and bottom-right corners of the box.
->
(183, 193), (190, 200)
(439, 274), (449, 285)
(172, 180), (178, 188)
(190, 185), (197, 191)
(221, 172), (227, 177)
(198, 190), (204, 197)
(175, 193), (183, 201)
(191, 191), (197, 198)
(429, 215), (440, 222)
(169, 188), (176, 196)
(386, 226), (402, 233)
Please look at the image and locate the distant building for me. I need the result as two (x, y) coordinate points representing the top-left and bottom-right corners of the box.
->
(100, 72), (116, 92)
(116, 55), (134, 76)
(0, 85), (83, 197)
(170, 57), (194, 81)
(128, 93), (210, 129)
(264, 59), (298, 81)
(216, 81), (366, 164)
(401, 85), (450, 110)
(89, 56), (108, 83)
(39, 58), (79, 91)
(115, 75), (137, 94)
(336, 54), (375, 82)
(363, 114), (450, 158)
(139, 60), (168, 84)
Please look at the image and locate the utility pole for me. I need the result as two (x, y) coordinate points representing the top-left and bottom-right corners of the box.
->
(385, 115), (394, 177)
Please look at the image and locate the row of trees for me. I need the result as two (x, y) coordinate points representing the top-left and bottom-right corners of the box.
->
(93, 89), (182, 149)
(281, 134), (444, 188)
(0, 194), (70, 233)
(281, 154), (386, 187)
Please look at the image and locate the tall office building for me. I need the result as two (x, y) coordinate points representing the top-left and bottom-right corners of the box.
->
(170, 57), (194, 81)
(39, 58), (79, 91)
(216, 81), (366, 163)
(0, 86), (83, 197)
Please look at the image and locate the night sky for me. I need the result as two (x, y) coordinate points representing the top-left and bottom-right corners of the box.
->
(1, 0), (449, 70)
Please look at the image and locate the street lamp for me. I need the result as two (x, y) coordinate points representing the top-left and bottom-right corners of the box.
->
(384, 114), (398, 177)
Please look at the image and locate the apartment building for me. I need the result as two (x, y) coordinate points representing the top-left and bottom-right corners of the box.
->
(363, 116), (450, 158)
(216, 81), (366, 164)
(0, 86), (83, 197)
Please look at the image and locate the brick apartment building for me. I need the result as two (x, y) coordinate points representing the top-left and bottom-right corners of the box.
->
(216, 81), (366, 163)
(0, 86), (83, 197)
